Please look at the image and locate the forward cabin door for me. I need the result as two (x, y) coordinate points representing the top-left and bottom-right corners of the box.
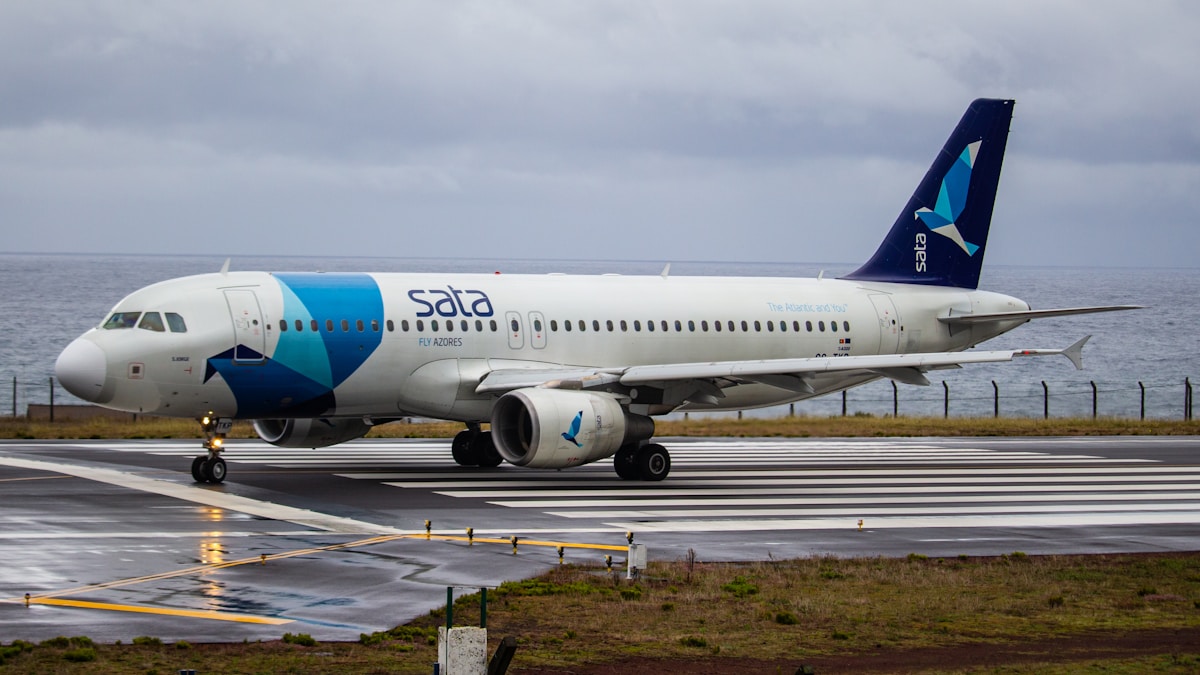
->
(224, 289), (266, 363)
(505, 311), (524, 350)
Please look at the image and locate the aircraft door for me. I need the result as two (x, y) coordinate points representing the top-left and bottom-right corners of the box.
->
(868, 294), (900, 354)
(224, 289), (266, 363)
(505, 311), (524, 350)
(528, 311), (546, 349)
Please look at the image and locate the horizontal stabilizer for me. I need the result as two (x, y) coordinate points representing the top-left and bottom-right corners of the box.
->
(939, 305), (1142, 325)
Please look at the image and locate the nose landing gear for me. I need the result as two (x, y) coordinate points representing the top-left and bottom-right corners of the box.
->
(192, 414), (232, 484)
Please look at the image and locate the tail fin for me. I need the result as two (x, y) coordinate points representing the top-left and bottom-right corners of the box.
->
(843, 98), (1014, 289)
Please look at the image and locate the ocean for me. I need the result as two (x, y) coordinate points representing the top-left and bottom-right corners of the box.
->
(2, 253), (1196, 420)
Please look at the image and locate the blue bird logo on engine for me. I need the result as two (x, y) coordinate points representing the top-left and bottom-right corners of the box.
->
(562, 411), (584, 448)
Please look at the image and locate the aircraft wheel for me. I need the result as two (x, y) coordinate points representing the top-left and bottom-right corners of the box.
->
(473, 432), (503, 468)
(191, 456), (208, 483)
(613, 444), (640, 480)
(204, 457), (227, 484)
(636, 444), (670, 482)
(451, 430), (477, 466)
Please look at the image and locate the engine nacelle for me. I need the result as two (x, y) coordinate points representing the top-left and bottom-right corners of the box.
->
(491, 388), (654, 469)
(253, 418), (372, 448)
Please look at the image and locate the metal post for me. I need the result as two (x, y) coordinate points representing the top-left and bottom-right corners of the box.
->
(892, 380), (898, 417)
(11, 377), (16, 418)
(992, 380), (999, 418)
(480, 588), (487, 629)
(48, 377), (54, 423)
(446, 587), (453, 630)
(1091, 381), (1097, 419)
(841, 390), (847, 417)
(789, 403), (794, 417)
(1042, 381), (1049, 419)
(1187, 378), (1193, 421)
(943, 381), (949, 418)
(1139, 381), (1145, 421)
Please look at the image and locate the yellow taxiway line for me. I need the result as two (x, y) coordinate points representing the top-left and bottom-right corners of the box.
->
(31, 598), (292, 624)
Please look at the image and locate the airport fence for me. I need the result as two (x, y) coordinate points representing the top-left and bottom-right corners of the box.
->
(2, 374), (1197, 423)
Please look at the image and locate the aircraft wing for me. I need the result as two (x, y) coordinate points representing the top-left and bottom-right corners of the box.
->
(476, 337), (1091, 403)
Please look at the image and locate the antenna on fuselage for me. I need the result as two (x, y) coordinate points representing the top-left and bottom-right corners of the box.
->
(219, 258), (231, 275)
(660, 263), (671, 280)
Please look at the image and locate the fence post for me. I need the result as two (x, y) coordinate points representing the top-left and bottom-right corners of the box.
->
(943, 381), (949, 418)
(49, 377), (55, 423)
(992, 380), (999, 418)
(891, 381), (898, 417)
(1139, 381), (1145, 421)
(10, 377), (15, 418)
(1187, 378), (1193, 421)
(841, 390), (847, 417)
(788, 403), (794, 418)
(1091, 381), (1097, 419)
(1042, 380), (1049, 420)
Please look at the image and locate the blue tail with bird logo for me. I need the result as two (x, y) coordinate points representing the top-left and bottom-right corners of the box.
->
(843, 98), (1014, 290)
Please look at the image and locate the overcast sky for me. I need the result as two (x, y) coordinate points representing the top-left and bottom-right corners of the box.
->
(2, 2), (1198, 268)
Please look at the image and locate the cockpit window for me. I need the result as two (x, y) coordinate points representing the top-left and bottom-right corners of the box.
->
(103, 312), (141, 329)
(137, 312), (166, 332)
(165, 312), (187, 333)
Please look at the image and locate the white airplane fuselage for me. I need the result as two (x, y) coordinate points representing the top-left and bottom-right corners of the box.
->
(61, 270), (1029, 421)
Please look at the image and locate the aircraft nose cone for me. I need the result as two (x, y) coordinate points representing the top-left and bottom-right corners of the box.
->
(55, 338), (108, 402)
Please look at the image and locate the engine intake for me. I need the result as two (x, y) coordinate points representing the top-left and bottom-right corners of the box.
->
(253, 418), (372, 448)
(491, 388), (654, 469)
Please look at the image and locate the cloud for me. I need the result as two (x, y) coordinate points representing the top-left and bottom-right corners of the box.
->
(1, 1), (1198, 265)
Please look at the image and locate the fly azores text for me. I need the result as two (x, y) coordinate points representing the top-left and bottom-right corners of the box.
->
(407, 286), (495, 318)
(419, 337), (464, 347)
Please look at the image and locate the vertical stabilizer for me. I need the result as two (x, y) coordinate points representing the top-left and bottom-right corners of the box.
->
(843, 98), (1014, 289)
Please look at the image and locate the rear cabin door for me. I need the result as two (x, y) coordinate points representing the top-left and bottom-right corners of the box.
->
(868, 294), (900, 354)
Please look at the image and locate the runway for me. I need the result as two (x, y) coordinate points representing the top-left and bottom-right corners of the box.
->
(1, 436), (1197, 642)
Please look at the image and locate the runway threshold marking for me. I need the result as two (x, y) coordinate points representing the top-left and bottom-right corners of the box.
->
(30, 598), (294, 624)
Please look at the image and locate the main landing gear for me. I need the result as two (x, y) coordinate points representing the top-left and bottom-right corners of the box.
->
(192, 414), (232, 484)
(451, 424), (504, 468)
(613, 443), (671, 482)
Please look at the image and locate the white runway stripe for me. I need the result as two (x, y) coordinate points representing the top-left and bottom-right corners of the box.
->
(549, 503), (1200, 519)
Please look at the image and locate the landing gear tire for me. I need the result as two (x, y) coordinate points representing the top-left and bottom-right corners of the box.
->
(473, 431), (503, 468)
(203, 457), (227, 484)
(636, 443), (670, 481)
(613, 444), (640, 480)
(451, 430), (476, 466)
(191, 456), (207, 483)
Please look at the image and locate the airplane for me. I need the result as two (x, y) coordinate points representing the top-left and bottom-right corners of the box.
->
(55, 98), (1138, 484)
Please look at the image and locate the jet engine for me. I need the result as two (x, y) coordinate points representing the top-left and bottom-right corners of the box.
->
(253, 418), (373, 448)
(491, 388), (654, 469)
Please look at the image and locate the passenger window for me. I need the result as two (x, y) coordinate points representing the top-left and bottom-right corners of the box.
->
(754, 320), (761, 332)
(793, 321), (800, 332)
(357, 319), (365, 332)
(843, 321), (850, 332)
(294, 319), (302, 332)
(398, 320), (407, 332)
(490, 319), (498, 332)
(325, 319), (334, 332)
(103, 312), (141, 330)
(432, 320), (439, 332)
(371, 319), (379, 332)
(461, 320), (469, 332)
(620, 320), (628, 332)
(634, 320), (641, 332)
(138, 312), (165, 332)
(715, 321), (722, 332)
(445, 320), (453, 333)
(727, 321), (735, 332)
(579, 320), (586, 332)
(550, 320), (558, 332)
(279, 320), (288, 332)
(688, 320), (695, 332)
(341, 319), (349, 332)
(475, 320), (483, 332)
(766, 321), (774, 332)
(166, 313), (188, 333)
(831, 321), (838, 333)
(740, 321), (748, 332)
(533, 318), (543, 332)
(510, 319), (519, 333)
(661, 320), (669, 332)
(647, 321), (655, 333)
(819, 321), (825, 332)
(593, 320), (600, 332)
(606, 320), (614, 332)
(565, 320), (572, 332)
(416, 320), (425, 332)
(806, 320), (813, 332)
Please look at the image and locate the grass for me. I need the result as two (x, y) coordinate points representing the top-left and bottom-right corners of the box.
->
(2, 413), (1198, 441)
(0, 553), (1197, 672)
